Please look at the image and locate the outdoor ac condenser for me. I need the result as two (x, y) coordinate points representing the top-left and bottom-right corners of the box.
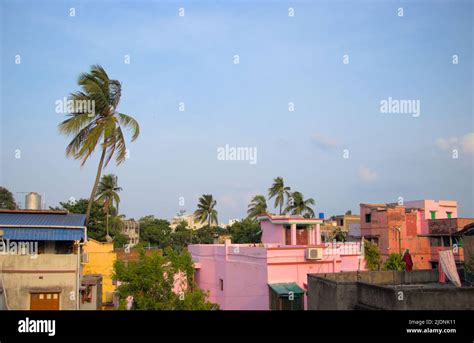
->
(305, 247), (322, 260)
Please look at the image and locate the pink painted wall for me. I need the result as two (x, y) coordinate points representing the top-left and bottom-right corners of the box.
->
(261, 220), (285, 245)
(189, 241), (365, 310)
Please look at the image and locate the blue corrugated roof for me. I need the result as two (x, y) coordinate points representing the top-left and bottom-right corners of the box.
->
(0, 212), (86, 227)
(1, 228), (84, 241)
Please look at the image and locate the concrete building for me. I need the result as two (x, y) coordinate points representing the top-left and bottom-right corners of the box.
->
(188, 214), (365, 310)
(83, 239), (116, 304)
(121, 219), (139, 247)
(0, 209), (87, 310)
(307, 270), (474, 310)
(170, 212), (206, 231)
(360, 200), (471, 269)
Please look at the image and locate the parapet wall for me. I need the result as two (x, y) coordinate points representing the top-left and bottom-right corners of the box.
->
(307, 270), (473, 310)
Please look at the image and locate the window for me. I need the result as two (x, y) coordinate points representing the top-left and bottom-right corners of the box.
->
(430, 262), (439, 269)
(365, 213), (372, 223)
(430, 237), (442, 247)
(442, 236), (451, 247)
(430, 211), (436, 220)
(219, 279), (224, 291)
(452, 236), (463, 247)
(446, 212), (452, 219)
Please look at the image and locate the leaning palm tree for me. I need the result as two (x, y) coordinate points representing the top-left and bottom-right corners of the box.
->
(96, 174), (122, 238)
(58, 65), (139, 224)
(194, 194), (218, 227)
(268, 177), (291, 215)
(284, 191), (315, 218)
(247, 195), (267, 221)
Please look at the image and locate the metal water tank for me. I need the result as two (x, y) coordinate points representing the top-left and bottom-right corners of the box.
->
(25, 192), (42, 210)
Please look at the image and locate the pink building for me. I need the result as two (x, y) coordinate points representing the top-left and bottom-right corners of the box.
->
(188, 214), (365, 310)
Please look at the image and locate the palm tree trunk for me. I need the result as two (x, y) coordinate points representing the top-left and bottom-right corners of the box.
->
(106, 208), (109, 237)
(85, 144), (107, 224)
(279, 203), (282, 215)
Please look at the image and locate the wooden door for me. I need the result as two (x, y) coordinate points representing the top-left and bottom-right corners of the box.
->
(30, 293), (60, 310)
(285, 228), (292, 245)
(296, 228), (308, 245)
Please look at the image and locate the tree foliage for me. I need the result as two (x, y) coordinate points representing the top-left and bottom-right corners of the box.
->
(194, 194), (218, 226)
(58, 65), (140, 223)
(0, 187), (17, 209)
(113, 248), (218, 310)
(383, 253), (406, 271)
(364, 239), (381, 271)
(247, 195), (267, 221)
(228, 219), (262, 244)
(268, 177), (291, 215)
(51, 198), (127, 247)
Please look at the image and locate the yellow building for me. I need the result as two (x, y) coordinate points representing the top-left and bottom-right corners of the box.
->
(83, 239), (116, 304)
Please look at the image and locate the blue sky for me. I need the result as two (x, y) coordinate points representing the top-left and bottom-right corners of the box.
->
(1, 0), (473, 222)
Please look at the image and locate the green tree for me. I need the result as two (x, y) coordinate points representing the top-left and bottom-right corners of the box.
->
(51, 198), (124, 244)
(139, 216), (173, 249)
(58, 65), (140, 224)
(194, 194), (218, 227)
(383, 253), (406, 271)
(228, 219), (262, 244)
(96, 174), (122, 238)
(247, 195), (267, 221)
(172, 221), (193, 250)
(331, 227), (346, 242)
(364, 240), (381, 271)
(113, 248), (218, 310)
(268, 177), (291, 215)
(284, 191), (315, 217)
(0, 187), (17, 209)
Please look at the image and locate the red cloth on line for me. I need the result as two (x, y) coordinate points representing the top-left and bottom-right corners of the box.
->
(439, 263), (446, 283)
(402, 251), (413, 272)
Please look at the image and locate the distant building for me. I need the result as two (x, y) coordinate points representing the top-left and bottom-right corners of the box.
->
(121, 219), (140, 247)
(170, 212), (206, 230)
(332, 213), (360, 232)
(360, 200), (472, 269)
(0, 209), (87, 310)
(189, 214), (365, 310)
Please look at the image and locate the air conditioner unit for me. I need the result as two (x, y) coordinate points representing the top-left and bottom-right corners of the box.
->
(306, 247), (322, 260)
(81, 252), (89, 264)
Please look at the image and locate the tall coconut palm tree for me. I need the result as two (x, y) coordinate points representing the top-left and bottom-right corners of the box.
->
(194, 194), (218, 227)
(284, 191), (315, 217)
(96, 174), (122, 237)
(268, 177), (291, 215)
(58, 65), (140, 224)
(247, 195), (267, 221)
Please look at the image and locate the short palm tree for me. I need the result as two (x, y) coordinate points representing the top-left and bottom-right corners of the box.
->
(247, 195), (267, 221)
(59, 65), (139, 224)
(268, 177), (291, 215)
(194, 194), (218, 227)
(96, 174), (122, 238)
(284, 191), (315, 217)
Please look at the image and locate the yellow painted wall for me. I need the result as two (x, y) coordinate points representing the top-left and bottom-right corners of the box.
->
(83, 239), (116, 304)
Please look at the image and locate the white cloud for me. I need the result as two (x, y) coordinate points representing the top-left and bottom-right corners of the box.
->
(462, 132), (474, 154)
(311, 133), (339, 150)
(435, 132), (474, 155)
(436, 137), (458, 151)
(358, 166), (378, 183)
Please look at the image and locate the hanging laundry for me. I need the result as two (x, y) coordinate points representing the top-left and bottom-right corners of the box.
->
(439, 250), (462, 287)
